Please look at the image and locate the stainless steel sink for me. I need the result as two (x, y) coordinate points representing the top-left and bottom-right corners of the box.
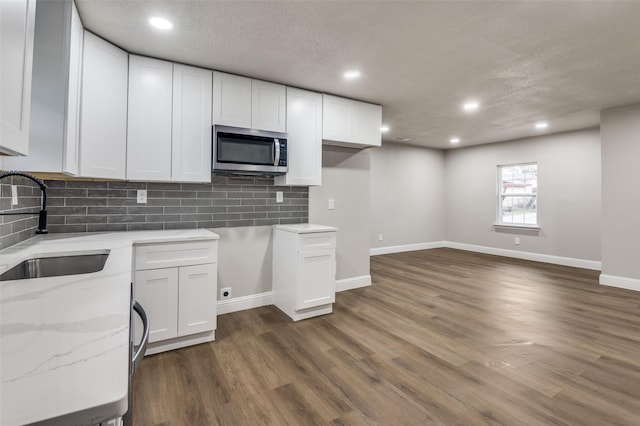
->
(0, 251), (110, 281)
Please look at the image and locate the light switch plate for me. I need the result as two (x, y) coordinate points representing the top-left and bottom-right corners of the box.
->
(137, 189), (147, 204)
(276, 191), (283, 203)
(328, 199), (335, 210)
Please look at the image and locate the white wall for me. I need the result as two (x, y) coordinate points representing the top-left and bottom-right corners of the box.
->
(444, 128), (601, 263)
(600, 104), (640, 286)
(370, 142), (445, 251)
(309, 146), (371, 281)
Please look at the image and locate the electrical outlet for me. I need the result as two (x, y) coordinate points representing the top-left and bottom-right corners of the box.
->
(276, 191), (283, 203)
(515, 237), (520, 245)
(379, 233), (383, 241)
(220, 287), (231, 299)
(137, 189), (147, 204)
(11, 185), (18, 205)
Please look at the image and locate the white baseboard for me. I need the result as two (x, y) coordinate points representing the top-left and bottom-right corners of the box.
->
(217, 291), (274, 315)
(444, 241), (602, 270)
(216, 276), (371, 316)
(336, 275), (371, 292)
(370, 241), (446, 256)
(599, 274), (640, 291)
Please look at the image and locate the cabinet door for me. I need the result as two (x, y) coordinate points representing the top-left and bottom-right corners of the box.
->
(353, 101), (382, 147)
(127, 55), (173, 181)
(62, 1), (83, 175)
(135, 268), (179, 343)
(178, 263), (217, 336)
(79, 31), (128, 179)
(212, 71), (251, 128)
(0, 0), (36, 156)
(322, 94), (382, 147)
(322, 95), (350, 143)
(251, 80), (286, 132)
(296, 249), (336, 310)
(172, 64), (212, 182)
(274, 88), (322, 186)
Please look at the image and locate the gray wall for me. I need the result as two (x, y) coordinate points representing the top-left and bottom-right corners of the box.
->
(600, 104), (640, 280)
(370, 142), (445, 249)
(445, 128), (601, 261)
(309, 146), (371, 281)
(0, 175), (41, 250)
(44, 176), (307, 232)
(212, 225), (273, 299)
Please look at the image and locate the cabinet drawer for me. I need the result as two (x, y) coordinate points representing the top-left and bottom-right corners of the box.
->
(298, 232), (336, 250)
(135, 241), (217, 270)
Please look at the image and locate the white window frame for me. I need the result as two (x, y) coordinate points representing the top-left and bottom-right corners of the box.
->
(497, 162), (538, 228)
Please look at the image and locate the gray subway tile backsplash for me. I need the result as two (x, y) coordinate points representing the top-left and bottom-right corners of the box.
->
(1, 174), (308, 249)
(42, 176), (308, 236)
(0, 175), (43, 250)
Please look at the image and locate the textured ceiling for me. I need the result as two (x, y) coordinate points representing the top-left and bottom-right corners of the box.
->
(75, 1), (640, 149)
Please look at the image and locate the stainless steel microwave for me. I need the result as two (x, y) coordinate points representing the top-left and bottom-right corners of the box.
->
(212, 125), (288, 176)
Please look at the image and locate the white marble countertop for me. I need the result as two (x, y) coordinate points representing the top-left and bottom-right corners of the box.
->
(0, 229), (219, 426)
(273, 223), (338, 234)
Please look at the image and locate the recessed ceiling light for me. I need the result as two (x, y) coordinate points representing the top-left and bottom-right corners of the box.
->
(462, 101), (480, 112)
(343, 70), (361, 79)
(381, 125), (390, 132)
(394, 137), (412, 142)
(450, 137), (460, 144)
(535, 122), (548, 129)
(148, 17), (173, 30)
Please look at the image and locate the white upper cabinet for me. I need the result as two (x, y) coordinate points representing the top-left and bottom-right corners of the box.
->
(64, 2), (83, 175)
(127, 60), (212, 183)
(213, 71), (286, 132)
(322, 94), (382, 148)
(79, 31), (128, 179)
(1, 0), (36, 156)
(251, 80), (286, 132)
(172, 64), (212, 183)
(3, 0), (83, 174)
(275, 88), (322, 186)
(127, 55), (173, 181)
(213, 72), (251, 128)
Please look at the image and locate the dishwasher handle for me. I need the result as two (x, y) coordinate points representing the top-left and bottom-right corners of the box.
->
(132, 301), (149, 373)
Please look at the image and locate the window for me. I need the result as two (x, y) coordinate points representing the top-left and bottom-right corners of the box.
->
(498, 162), (537, 226)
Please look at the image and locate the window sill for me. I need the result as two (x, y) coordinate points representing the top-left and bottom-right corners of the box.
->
(493, 224), (540, 235)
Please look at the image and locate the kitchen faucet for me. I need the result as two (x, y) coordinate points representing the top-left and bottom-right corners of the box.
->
(0, 171), (48, 234)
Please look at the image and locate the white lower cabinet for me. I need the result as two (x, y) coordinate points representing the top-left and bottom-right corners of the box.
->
(133, 240), (218, 354)
(135, 268), (179, 343)
(297, 249), (336, 310)
(178, 263), (218, 336)
(272, 224), (337, 321)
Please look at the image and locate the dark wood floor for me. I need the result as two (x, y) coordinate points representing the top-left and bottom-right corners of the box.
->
(132, 248), (640, 425)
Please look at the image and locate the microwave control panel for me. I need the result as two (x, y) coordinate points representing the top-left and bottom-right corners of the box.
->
(278, 140), (288, 166)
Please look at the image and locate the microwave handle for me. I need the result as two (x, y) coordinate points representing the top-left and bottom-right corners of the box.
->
(274, 139), (281, 166)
